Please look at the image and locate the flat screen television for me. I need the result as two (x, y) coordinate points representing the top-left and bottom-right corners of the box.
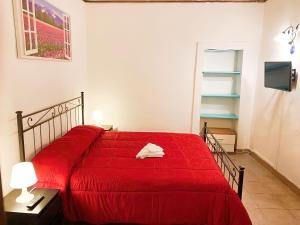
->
(265, 61), (292, 92)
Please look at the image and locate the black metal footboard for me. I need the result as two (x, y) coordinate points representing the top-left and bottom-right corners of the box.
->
(202, 122), (245, 199)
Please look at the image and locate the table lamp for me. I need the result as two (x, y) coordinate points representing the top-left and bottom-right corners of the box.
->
(10, 162), (37, 203)
(92, 110), (103, 127)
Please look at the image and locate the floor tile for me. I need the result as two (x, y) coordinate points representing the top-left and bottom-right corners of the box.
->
(278, 195), (300, 209)
(231, 153), (300, 225)
(245, 181), (271, 194)
(266, 180), (295, 195)
(259, 209), (298, 225)
(251, 193), (284, 209)
(245, 206), (264, 225)
(289, 209), (300, 220)
(242, 190), (258, 206)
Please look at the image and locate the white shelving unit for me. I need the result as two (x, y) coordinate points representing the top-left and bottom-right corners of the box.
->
(200, 49), (243, 133)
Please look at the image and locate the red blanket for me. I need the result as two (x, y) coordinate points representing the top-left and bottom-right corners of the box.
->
(33, 126), (251, 225)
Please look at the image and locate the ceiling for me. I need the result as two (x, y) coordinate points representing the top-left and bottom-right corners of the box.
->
(83, 0), (267, 2)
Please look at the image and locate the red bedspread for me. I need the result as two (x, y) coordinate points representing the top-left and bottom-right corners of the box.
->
(33, 126), (251, 225)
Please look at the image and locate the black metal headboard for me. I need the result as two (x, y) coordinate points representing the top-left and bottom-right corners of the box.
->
(16, 92), (85, 162)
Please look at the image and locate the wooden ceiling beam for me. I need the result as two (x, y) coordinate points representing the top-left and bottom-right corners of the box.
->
(83, 0), (267, 3)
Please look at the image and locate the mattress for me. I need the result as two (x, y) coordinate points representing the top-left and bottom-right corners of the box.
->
(32, 126), (251, 225)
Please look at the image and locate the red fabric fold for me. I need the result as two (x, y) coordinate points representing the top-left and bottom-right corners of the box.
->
(32, 125), (104, 215)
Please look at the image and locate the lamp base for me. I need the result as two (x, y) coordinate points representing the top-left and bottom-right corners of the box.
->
(16, 187), (34, 203)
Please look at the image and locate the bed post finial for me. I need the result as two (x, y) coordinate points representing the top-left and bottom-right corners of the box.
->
(238, 166), (245, 199)
(203, 122), (208, 142)
(81, 92), (85, 125)
(16, 111), (25, 162)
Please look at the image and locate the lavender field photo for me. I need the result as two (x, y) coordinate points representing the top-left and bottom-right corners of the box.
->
(14, 0), (71, 60)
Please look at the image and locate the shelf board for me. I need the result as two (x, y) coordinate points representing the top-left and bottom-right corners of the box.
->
(205, 49), (238, 53)
(202, 71), (241, 76)
(202, 93), (240, 98)
(200, 113), (239, 120)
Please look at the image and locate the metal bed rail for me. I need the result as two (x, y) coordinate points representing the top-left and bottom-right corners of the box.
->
(202, 122), (245, 199)
(16, 92), (85, 162)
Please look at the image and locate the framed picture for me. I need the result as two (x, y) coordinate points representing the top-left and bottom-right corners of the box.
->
(13, 0), (71, 61)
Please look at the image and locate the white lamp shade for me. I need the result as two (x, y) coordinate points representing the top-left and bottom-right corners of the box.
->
(92, 111), (103, 123)
(10, 162), (37, 189)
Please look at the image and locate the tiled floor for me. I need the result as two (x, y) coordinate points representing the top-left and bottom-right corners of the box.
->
(231, 153), (300, 225)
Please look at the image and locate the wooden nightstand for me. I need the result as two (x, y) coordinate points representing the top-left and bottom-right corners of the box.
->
(4, 188), (62, 225)
(209, 128), (237, 153)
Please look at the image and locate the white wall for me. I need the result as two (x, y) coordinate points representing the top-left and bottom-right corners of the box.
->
(251, 0), (300, 188)
(86, 3), (264, 148)
(2, 0), (299, 195)
(0, 0), (88, 195)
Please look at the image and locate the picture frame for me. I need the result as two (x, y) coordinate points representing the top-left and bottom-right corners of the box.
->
(13, 0), (72, 61)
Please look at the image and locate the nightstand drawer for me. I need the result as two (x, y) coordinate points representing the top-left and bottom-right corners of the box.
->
(222, 144), (235, 153)
(213, 134), (235, 145)
(38, 195), (62, 225)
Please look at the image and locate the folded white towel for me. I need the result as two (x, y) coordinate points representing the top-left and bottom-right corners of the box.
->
(136, 143), (165, 159)
(137, 151), (165, 159)
(143, 143), (164, 153)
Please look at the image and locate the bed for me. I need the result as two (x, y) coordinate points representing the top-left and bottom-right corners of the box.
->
(15, 92), (251, 225)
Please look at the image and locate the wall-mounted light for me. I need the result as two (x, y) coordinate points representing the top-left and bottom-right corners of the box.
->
(281, 24), (299, 54)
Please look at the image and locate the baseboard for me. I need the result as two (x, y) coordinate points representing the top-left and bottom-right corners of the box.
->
(251, 149), (276, 168)
(250, 150), (300, 196)
(236, 149), (251, 153)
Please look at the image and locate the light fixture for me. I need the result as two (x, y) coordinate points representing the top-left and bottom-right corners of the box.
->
(92, 110), (103, 127)
(10, 162), (37, 203)
(281, 24), (299, 54)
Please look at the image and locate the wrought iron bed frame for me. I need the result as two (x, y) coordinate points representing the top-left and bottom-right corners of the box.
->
(16, 92), (85, 162)
(15, 92), (244, 199)
(202, 122), (245, 199)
